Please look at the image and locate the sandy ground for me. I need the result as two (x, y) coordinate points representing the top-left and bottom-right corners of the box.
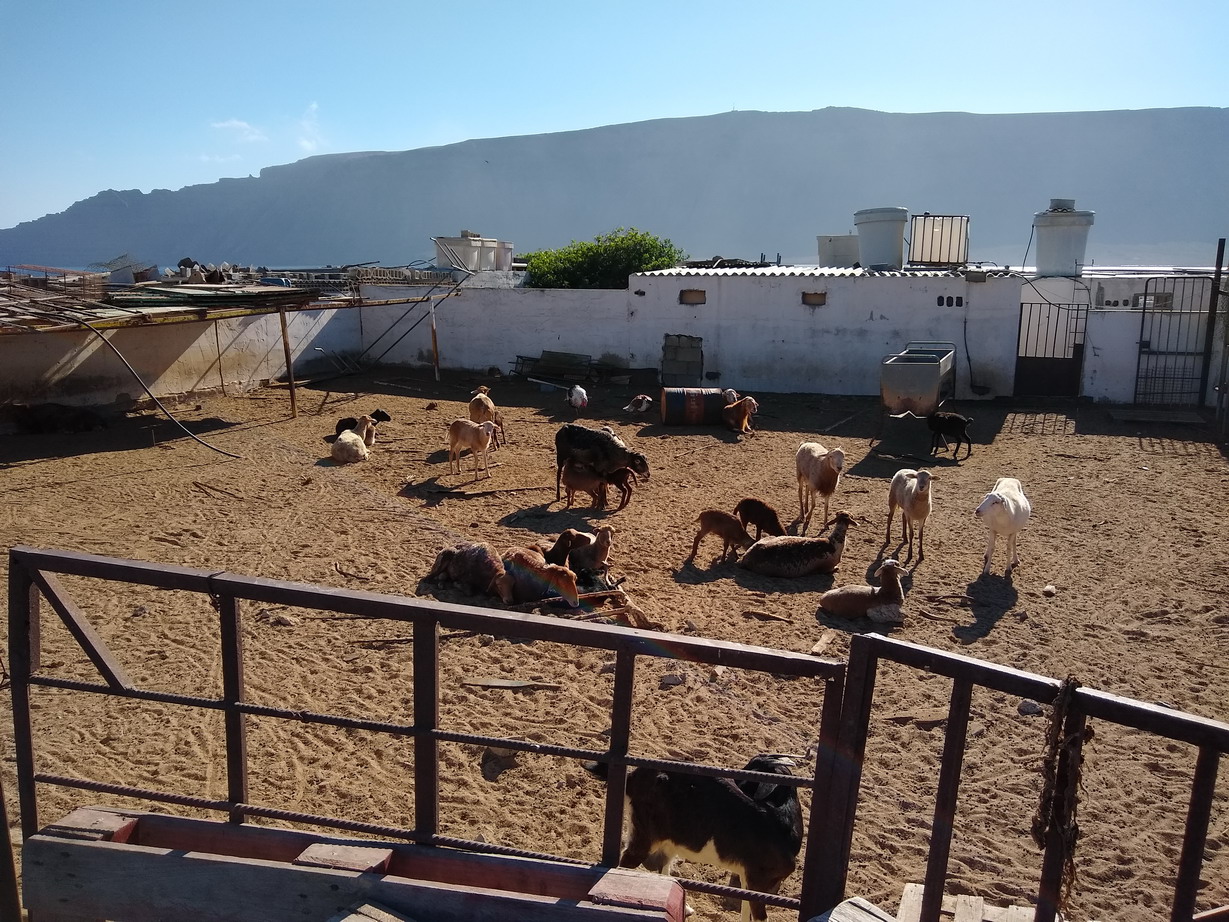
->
(1, 369), (1227, 921)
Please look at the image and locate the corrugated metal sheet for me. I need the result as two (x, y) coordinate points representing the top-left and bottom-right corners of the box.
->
(633, 265), (969, 279)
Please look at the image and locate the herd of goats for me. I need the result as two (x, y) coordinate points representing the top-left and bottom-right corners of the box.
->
(323, 386), (1035, 921)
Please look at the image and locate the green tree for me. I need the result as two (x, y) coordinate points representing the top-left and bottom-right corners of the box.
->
(522, 227), (686, 289)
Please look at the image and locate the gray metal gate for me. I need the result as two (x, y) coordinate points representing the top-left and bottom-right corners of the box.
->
(1015, 302), (1088, 397)
(1134, 276), (1214, 405)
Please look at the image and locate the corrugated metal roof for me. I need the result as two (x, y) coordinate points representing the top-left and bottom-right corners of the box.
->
(633, 265), (971, 279)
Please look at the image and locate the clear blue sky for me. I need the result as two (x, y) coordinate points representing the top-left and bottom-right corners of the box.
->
(2, 0), (1225, 229)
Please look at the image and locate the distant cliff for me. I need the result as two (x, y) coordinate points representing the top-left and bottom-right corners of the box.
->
(2, 106), (1225, 269)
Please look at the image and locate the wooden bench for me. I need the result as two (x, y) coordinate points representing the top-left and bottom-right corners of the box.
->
(513, 350), (594, 381)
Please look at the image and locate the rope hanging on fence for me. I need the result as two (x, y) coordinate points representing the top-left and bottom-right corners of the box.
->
(1031, 675), (1093, 916)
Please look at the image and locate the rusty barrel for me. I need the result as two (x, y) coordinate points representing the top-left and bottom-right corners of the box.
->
(660, 387), (727, 426)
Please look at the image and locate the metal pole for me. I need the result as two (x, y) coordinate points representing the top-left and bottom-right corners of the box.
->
(278, 308), (298, 419)
(1199, 238), (1225, 405)
(429, 300), (441, 382)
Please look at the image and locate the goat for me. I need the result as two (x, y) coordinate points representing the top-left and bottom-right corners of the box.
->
(622, 394), (654, 413)
(619, 753), (803, 922)
(738, 511), (858, 577)
(928, 411), (973, 460)
(567, 384), (588, 413)
(500, 547), (581, 607)
(722, 396), (760, 436)
(733, 498), (786, 539)
(554, 424), (650, 500)
(540, 529), (585, 566)
(722, 388), (741, 404)
(567, 525), (615, 574)
(424, 542), (514, 604)
(447, 418), (496, 481)
(560, 460), (609, 510)
(334, 408), (391, 437)
(795, 442), (845, 534)
(687, 510), (754, 564)
(818, 558), (908, 624)
(975, 477), (1031, 576)
(331, 416), (376, 463)
(886, 468), (933, 563)
(604, 467), (638, 512)
(469, 386), (506, 448)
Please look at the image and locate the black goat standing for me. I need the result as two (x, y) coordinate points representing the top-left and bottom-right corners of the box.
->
(554, 423), (650, 500)
(927, 410), (973, 460)
(619, 753), (803, 922)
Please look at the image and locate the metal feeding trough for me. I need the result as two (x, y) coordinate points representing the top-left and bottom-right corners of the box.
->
(880, 341), (956, 417)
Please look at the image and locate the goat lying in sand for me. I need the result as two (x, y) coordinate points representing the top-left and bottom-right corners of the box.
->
(331, 416), (376, 463)
(738, 511), (858, 577)
(819, 558), (907, 624)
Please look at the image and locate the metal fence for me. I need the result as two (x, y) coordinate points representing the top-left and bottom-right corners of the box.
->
(5, 545), (848, 919)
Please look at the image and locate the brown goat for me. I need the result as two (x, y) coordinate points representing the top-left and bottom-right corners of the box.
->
(501, 547), (581, 607)
(560, 460), (609, 510)
(733, 498), (786, 539)
(687, 510), (754, 564)
(722, 395), (760, 436)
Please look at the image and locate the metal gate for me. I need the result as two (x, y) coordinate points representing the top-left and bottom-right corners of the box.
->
(1015, 302), (1088, 397)
(1134, 276), (1214, 405)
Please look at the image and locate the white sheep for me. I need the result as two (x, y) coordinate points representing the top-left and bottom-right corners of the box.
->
(886, 468), (933, 562)
(974, 477), (1031, 575)
(818, 558), (908, 624)
(330, 415), (376, 464)
(795, 442), (845, 534)
(447, 418), (496, 481)
(468, 386), (506, 448)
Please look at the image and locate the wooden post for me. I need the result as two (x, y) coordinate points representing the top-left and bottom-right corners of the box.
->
(278, 308), (298, 419)
(429, 300), (441, 382)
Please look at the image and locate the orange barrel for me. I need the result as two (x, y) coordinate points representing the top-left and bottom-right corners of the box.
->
(660, 387), (727, 426)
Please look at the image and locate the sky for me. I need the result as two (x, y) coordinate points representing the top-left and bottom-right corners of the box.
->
(2, 0), (1226, 229)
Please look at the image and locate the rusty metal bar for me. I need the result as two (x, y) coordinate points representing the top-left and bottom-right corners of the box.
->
(1034, 706), (1087, 922)
(600, 648), (636, 866)
(7, 553), (38, 843)
(27, 568), (131, 690)
(919, 677), (974, 922)
(217, 593), (248, 824)
(0, 775), (20, 922)
(1201, 238), (1226, 403)
(414, 616), (440, 838)
(1171, 746), (1220, 922)
(799, 673), (846, 919)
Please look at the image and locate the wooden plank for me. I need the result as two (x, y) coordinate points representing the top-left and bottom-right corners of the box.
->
(814, 896), (897, 922)
(295, 843), (393, 873)
(586, 867), (685, 919)
(325, 901), (419, 922)
(1003, 906), (1034, 922)
(896, 883), (924, 922)
(22, 835), (676, 922)
(952, 894), (984, 922)
(43, 806), (138, 843)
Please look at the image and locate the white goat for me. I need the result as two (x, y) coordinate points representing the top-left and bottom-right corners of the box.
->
(795, 442), (845, 534)
(468, 386), (506, 448)
(974, 477), (1031, 575)
(886, 468), (933, 562)
(447, 418), (496, 480)
(819, 558), (908, 624)
(330, 415), (376, 464)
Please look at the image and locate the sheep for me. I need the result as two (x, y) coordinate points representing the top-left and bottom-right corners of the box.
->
(722, 388), (741, 404)
(928, 411), (973, 460)
(738, 511), (859, 577)
(886, 468), (933, 563)
(795, 442), (846, 534)
(447, 419), (496, 480)
(604, 467), (638, 512)
(567, 524), (615, 574)
(618, 753), (803, 922)
(818, 558), (908, 624)
(334, 408), (391, 437)
(560, 460), (609, 510)
(975, 477), (1032, 576)
(722, 396), (760, 436)
(424, 542), (514, 604)
(733, 498), (786, 539)
(500, 547), (581, 607)
(331, 416), (376, 463)
(566, 384), (588, 412)
(622, 394), (653, 413)
(554, 424), (650, 500)
(686, 510), (754, 564)
(468, 386), (506, 448)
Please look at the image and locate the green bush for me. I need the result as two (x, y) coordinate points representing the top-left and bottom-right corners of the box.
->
(523, 227), (686, 289)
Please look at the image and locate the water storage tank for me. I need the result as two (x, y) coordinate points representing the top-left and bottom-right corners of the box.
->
(817, 234), (860, 268)
(854, 207), (909, 270)
(1033, 199), (1094, 277)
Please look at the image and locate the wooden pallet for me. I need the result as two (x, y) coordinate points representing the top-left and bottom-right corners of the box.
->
(896, 884), (1035, 922)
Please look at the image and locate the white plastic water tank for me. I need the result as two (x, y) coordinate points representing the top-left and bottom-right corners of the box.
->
(817, 234), (860, 267)
(854, 206), (909, 270)
(1033, 199), (1095, 277)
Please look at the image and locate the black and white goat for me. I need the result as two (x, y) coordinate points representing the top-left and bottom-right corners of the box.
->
(554, 423), (650, 500)
(619, 754), (803, 922)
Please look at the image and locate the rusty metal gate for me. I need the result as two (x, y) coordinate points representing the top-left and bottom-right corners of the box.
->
(1015, 302), (1088, 397)
(1134, 276), (1215, 405)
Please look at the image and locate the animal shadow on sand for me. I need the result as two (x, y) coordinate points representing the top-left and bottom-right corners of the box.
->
(951, 574), (1020, 643)
(673, 557), (837, 595)
(498, 504), (608, 538)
